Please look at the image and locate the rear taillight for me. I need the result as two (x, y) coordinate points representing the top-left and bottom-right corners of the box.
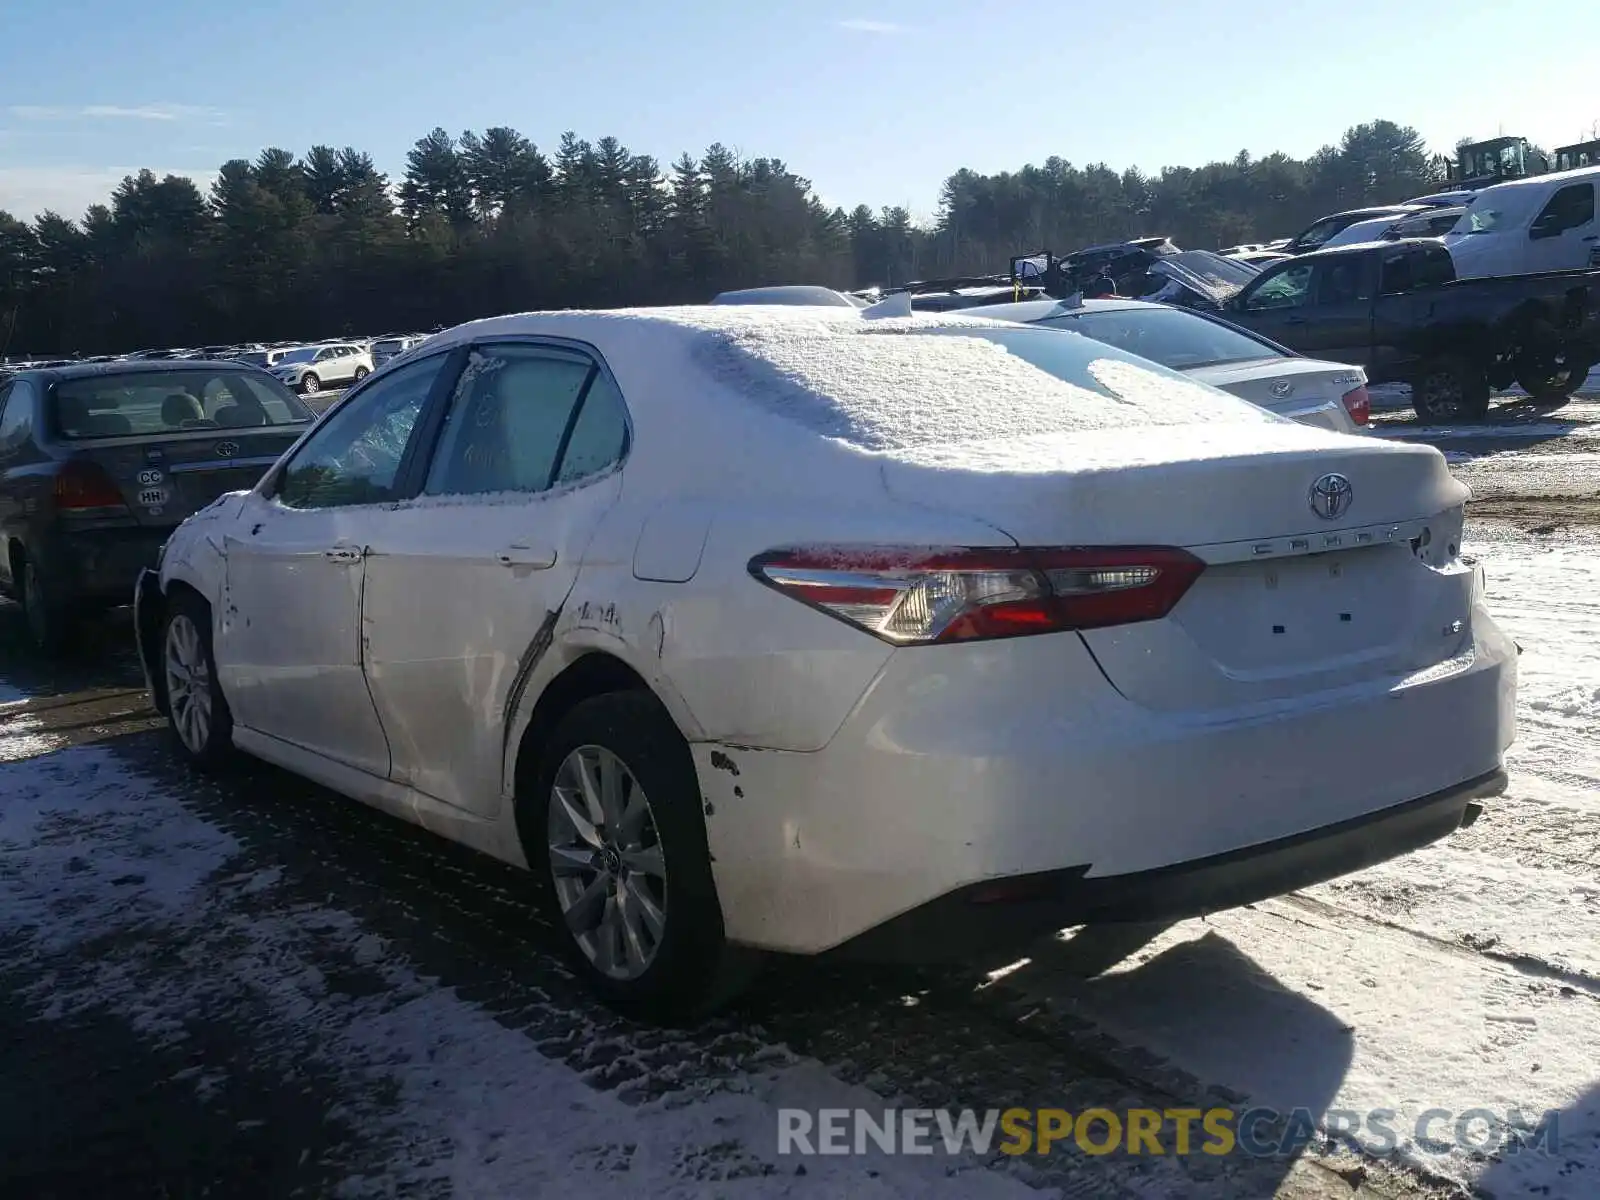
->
(55, 461), (129, 513)
(750, 546), (1205, 645)
(1341, 384), (1371, 426)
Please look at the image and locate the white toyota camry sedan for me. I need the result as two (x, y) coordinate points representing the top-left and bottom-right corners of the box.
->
(134, 306), (1516, 1020)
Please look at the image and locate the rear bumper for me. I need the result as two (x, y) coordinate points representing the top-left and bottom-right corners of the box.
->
(833, 767), (1505, 963)
(692, 605), (1517, 957)
(50, 527), (169, 604)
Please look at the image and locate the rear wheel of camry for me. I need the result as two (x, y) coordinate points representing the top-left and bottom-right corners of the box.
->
(533, 691), (753, 1022)
(18, 555), (73, 657)
(162, 592), (235, 770)
(299, 371), (321, 395)
(1412, 357), (1490, 422)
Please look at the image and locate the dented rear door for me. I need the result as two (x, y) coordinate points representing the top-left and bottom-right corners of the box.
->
(358, 340), (629, 815)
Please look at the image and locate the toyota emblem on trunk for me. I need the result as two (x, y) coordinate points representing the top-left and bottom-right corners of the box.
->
(215, 440), (240, 458)
(1309, 473), (1353, 520)
(1270, 378), (1293, 398)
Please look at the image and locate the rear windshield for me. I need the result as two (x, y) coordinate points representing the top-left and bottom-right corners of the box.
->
(374, 340), (404, 354)
(52, 369), (313, 439)
(1038, 307), (1281, 370)
(1168, 250), (1260, 287)
(694, 318), (1273, 453)
(233, 351), (271, 367)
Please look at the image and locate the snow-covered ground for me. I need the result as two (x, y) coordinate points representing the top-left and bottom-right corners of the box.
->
(985, 527), (1599, 1197)
(0, 431), (1595, 1196)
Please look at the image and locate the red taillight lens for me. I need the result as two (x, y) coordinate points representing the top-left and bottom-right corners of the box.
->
(55, 460), (129, 512)
(750, 545), (1205, 644)
(1341, 385), (1371, 426)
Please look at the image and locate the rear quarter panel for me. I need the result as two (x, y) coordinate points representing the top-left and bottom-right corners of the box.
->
(566, 490), (1017, 753)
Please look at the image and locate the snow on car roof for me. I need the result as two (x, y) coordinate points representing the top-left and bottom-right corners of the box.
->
(433, 306), (1268, 460)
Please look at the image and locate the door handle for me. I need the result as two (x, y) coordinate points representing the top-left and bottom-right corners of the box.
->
(324, 546), (363, 564)
(496, 544), (557, 569)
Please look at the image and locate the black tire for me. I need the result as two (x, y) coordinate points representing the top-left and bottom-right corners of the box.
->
(17, 554), (73, 657)
(1412, 357), (1491, 422)
(160, 591), (236, 771)
(1516, 352), (1589, 407)
(528, 691), (754, 1022)
(351, 365), (370, 383)
(299, 372), (321, 395)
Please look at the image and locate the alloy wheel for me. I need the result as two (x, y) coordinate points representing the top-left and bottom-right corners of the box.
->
(164, 613), (213, 755)
(1418, 371), (1463, 420)
(547, 744), (669, 981)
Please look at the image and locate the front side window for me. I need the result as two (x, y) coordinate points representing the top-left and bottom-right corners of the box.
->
(1532, 184), (1595, 237)
(1242, 263), (1315, 310)
(424, 343), (626, 497)
(275, 353), (447, 509)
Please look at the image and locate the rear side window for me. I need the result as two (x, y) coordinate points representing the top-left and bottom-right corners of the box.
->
(424, 343), (626, 497)
(1413, 245), (1456, 288)
(554, 373), (629, 484)
(51, 370), (311, 439)
(1380, 253), (1415, 295)
(0, 381), (34, 452)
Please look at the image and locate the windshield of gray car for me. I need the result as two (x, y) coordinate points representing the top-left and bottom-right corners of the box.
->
(52, 369), (313, 438)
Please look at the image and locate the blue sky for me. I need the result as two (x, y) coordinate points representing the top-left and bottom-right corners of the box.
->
(1, 0), (1595, 223)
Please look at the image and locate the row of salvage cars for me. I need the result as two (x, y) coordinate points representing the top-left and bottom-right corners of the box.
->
(3, 298), (1517, 1021)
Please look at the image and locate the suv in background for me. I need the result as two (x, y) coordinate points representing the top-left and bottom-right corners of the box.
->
(370, 334), (426, 368)
(269, 342), (374, 394)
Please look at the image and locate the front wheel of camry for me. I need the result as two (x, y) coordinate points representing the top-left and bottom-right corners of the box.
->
(162, 592), (235, 771)
(532, 691), (754, 1022)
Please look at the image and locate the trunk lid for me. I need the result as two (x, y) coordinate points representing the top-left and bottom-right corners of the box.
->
(879, 423), (1460, 547)
(1189, 357), (1364, 432)
(69, 426), (304, 527)
(879, 423), (1474, 710)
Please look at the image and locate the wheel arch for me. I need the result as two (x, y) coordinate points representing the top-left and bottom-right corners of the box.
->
(507, 646), (691, 864)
